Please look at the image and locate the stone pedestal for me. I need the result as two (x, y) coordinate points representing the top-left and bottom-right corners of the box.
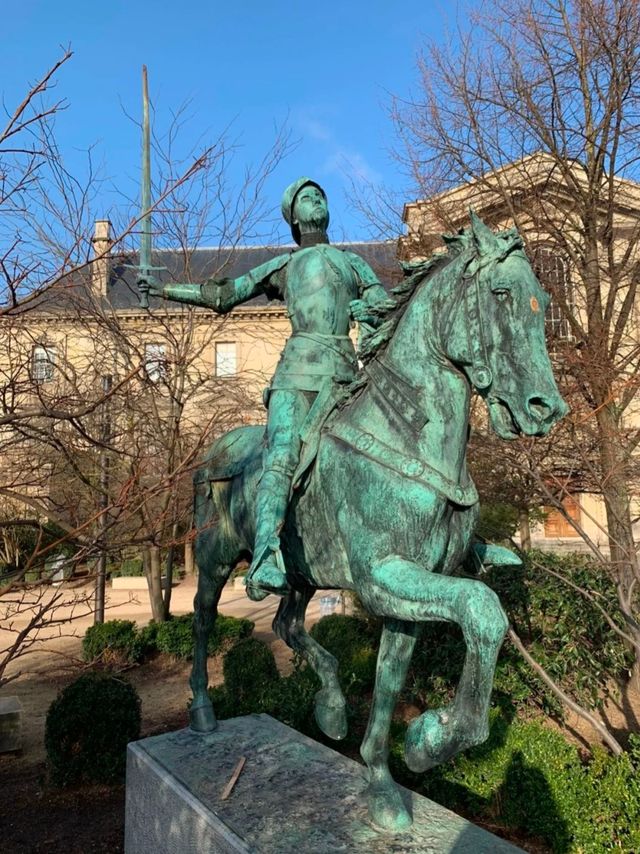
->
(125, 714), (523, 853)
(0, 696), (22, 753)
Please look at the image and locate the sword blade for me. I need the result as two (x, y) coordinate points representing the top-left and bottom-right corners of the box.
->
(139, 65), (151, 306)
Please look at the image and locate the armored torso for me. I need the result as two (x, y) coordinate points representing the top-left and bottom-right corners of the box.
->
(272, 245), (360, 392)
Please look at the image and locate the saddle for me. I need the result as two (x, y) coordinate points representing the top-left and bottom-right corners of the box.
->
(198, 382), (348, 487)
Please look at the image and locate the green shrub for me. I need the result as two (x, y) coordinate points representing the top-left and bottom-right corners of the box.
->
(221, 637), (280, 715)
(111, 557), (144, 578)
(310, 614), (378, 694)
(82, 620), (146, 667)
(137, 620), (159, 656)
(387, 708), (640, 853)
(475, 502), (519, 542)
(209, 638), (320, 733)
(155, 612), (253, 659)
(45, 671), (141, 786)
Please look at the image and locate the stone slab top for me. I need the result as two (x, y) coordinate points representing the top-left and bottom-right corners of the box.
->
(131, 713), (524, 854)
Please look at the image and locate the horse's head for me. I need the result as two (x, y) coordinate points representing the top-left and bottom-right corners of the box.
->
(446, 213), (568, 439)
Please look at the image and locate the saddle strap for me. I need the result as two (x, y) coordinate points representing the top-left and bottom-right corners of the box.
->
(327, 420), (478, 507)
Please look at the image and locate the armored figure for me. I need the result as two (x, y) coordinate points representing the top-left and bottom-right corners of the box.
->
(144, 178), (392, 600)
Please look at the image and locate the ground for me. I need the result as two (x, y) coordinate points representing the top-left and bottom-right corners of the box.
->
(0, 576), (324, 854)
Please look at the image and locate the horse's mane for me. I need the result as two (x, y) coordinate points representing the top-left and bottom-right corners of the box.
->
(357, 225), (524, 367)
(358, 252), (451, 365)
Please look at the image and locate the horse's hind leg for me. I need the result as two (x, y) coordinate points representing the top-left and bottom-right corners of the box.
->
(189, 478), (235, 732)
(360, 618), (421, 831)
(189, 549), (231, 732)
(273, 586), (348, 740)
(360, 555), (508, 773)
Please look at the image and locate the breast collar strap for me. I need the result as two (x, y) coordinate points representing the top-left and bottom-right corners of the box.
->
(365, 358), (428, 433)
(328, 419), (478, 507)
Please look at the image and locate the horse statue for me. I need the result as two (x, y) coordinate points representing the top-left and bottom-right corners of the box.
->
(188, 213), (567, 831)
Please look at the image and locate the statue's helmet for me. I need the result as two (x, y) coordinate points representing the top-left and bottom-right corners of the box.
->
(281, 177), (329, 244)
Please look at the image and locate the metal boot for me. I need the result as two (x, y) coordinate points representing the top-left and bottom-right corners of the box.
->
(245, 469), (291, 601)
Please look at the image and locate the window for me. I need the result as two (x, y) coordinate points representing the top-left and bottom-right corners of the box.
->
(144, 343), (167, 383)
(544, 495), (581, 538)
(32, 344), (57, 383)
(532, 246), (573, 343)
(215, 342), (237, 377)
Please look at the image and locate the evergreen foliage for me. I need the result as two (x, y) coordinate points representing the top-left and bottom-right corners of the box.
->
(45, 672), (141, 786)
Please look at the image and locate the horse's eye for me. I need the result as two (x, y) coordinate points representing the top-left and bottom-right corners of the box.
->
(493, 289), (510, 302)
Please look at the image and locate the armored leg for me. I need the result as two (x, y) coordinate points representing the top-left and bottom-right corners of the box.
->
(246, 389), (313, 601)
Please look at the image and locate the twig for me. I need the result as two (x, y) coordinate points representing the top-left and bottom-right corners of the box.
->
(220, 757), (246, 801)
(507, 627), (623, 755)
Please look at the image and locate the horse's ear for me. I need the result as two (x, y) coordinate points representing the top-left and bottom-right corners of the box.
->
(469, 210), (499, 255)
(442, 231), (468, 256)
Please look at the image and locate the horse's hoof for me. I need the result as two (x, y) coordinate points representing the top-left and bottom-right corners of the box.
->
(404, 706), (460, 772)
(367, 778), (412, 831)
(314, 689), (347, 740)
(190, 702), (217, 733)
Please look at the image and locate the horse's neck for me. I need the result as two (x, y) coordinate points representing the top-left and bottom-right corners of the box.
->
(354, 261), (471, 482)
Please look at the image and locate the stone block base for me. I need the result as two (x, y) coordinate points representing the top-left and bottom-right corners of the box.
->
(125, 714), (523, 853)
(0, 696), (22, 753)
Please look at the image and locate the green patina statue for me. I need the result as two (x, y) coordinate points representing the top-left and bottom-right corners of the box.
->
(145, 178), (393, 601)
(145, 184), (568, 832)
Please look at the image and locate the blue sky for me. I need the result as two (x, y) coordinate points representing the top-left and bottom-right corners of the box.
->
(3, 1), (454, 244)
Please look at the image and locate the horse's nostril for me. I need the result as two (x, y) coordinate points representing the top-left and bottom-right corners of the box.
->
(527, 396), (553, 420)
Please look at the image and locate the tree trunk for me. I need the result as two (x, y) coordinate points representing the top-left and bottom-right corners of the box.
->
(518, 509), (531, 551)
(163, 543), (175, 621)
(595, 405), (640, 684)
(143, 543), (165, 623)
(184, 539), (194, 575)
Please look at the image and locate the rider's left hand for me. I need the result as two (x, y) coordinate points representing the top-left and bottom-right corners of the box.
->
(350, 299), (375, 324)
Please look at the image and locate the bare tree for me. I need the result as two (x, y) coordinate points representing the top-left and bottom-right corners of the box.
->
(389, 0), (640, 683)
(0, 52), (288, 683)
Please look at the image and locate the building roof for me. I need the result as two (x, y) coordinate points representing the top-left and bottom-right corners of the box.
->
(17, 239), (402, 316)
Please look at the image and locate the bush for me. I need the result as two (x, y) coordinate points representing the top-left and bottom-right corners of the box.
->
(45, 671), (141, 786)
(155, 612), (254, 659)
(209, 638), (321, 733)
(388, 709), (640, 853)
(82, 620), (145, 667)
(110, 557), (144, 578)
(310, 614), (378, 694)
(475, 502), (519, 541)
(213, 637), (281, 716)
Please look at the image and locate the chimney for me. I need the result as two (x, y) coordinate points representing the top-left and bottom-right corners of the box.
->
(91, 219), (112, 298)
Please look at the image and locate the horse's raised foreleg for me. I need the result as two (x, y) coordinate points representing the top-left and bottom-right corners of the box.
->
(360, 555), (508, 773)
(360, 618), (421, 831)
(273, 587), (348, 740)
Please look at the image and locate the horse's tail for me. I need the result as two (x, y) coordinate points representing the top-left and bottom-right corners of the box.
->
(192, 424), (265, 559)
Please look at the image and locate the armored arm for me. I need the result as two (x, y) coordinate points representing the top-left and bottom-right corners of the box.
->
(155, 253), (289, 314)
(346, 252), (395, 327)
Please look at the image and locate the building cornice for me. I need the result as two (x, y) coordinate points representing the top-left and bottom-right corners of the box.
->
(1, 305), (289, 325)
